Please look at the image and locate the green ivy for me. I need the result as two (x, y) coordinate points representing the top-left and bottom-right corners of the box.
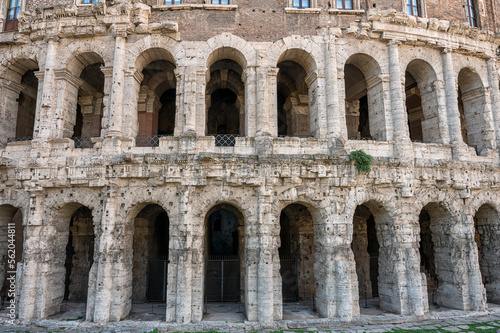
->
(348, 150), (372, 173)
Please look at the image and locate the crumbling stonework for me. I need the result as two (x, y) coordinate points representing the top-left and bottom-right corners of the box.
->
(0, 0), (499, 327)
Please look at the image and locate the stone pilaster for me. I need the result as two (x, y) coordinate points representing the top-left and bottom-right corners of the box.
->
(441, 48), (469, 159)
(486, 58), (500, 150)
(35, 37), (59, 140)
(0, 79), (24, 145)
(244, 66), (257, 137)
(387, 40), (413, 161)
(51, 70), (83, 139)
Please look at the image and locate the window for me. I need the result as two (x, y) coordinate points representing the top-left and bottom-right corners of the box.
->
(336, 0), (352, 9)
(465, 0), (478, 27)
(293, 0), (310, 8)
(81, 0), (98, 3)
(6, 0), (21, 20)
(4, 0), (21, 31)
(406, 0), (419, 16)
(211, 0), (229, 4)
(165, 0), (181, 3)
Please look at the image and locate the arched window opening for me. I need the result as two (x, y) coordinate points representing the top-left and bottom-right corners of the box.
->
(132, 204), (170, 304)
(72, 62), (104, 148)
(474, 204), (500, 304)
(204, 204), (244, 310)
(15, 70), (38, 141)
(277, 61), (310, 137)
(405, 59), (443, 144)
(137, 60), (176, 147)
(457, 68), (490, 155)
(0, 206), (24, 305)
(405, 72), (423, 142)
(2, 59), (39, 145)
(418, 207), (438, 307)
(206, 59), (244, 146)
(344, 54), (385, 141)
(279, 204), (315, 315)
(64, 206), (94, 302)
(352, 205), (379, 308)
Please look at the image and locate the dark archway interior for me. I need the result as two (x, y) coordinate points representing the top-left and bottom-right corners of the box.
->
(16, 70), (38, 139)
(132, 204), (170, 302)
(352, 205), (379, 301)
(405, 71), (424, 142)
(345, 64), (371, 140)
(138, 60), (176, 138)
(73, 62), (104, 139)
(207, 89), (239, 135)
(0, 208), (23, 297)
(205, 205), (243, 303)
(64, 206), (94, 301)
(279, 204), (315, 303)
(419, 208), (438, 304)
(277, 61), (310, 137)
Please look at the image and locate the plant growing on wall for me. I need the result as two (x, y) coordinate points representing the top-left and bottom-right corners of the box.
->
(348, 150), (372, 173)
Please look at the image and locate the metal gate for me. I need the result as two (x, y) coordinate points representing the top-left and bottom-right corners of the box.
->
(205, 255), (240, 302)
(147, 259), (168, 302)
(280, 255), (298, 302)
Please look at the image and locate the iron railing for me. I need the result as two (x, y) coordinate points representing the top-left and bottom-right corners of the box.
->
(205, 255), (240, 302)
(72, 137), (94, 149)
(280, 255), (298, 302)
(211, 134), (239, 147)
(147, 259), (168, 302)
(135, 135), (172, 147)
(7, 137), (33, 143)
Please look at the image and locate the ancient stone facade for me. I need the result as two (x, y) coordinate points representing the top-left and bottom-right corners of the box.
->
(0, 0), (500, 326)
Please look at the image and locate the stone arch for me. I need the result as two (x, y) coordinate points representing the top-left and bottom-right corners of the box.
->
(278, 201), (317, 314)
(0, 57), (40, 145)
(202, 33), (256, 69)
(457, 67), (491, 154)
(417, 200), (486, 311)
(473, 203), (500, 304)
(41, 201), (97, 318)
(58, 39), (113, 72)
(203, 201), (245, 306)
(134, 48), (178, 143)
(276, 48), (317, 138)
(127, 35), (185, 68)
(343, 53), (387, 141)
(205, 47), (247, 139)
(405, 59), (444, 143)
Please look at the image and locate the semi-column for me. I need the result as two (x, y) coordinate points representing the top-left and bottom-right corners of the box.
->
(486, 58), (500, 150)
(103, 24), (128, 138)
(387, 40), (413, 160)
(35, 37), (59, 140)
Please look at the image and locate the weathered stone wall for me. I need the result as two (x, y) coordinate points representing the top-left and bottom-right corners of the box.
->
(0, 0), (499, 327)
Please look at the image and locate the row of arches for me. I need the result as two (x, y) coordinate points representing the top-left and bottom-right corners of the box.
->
(2, 41), (496, 152)
(1, 198), (498, 320)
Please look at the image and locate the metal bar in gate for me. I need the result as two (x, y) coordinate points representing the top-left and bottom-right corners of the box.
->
(221, 260), (224, 302)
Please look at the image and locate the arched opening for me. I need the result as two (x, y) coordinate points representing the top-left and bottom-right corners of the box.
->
(73, 63), (104, 147)
(63, 206), (94, 303)
(131, 204), (169, 305)
(136, 53), (177, 147)
(276, 49), (318, 138)
(352, 205), (379, 309)
(474, 204), (500, 304)
(65, 52), (105, 148)
(344, 54), (385, 141)
(457, 68), (490, 155)
(204, 204), (244, 309)
(279, 203), (315, 314)
(277, 61), (310, 137)
(419, 202), (463, 310)
(0, 205), (24, 310)
(1, 59), (39, 145)
(405, 59), (442, 143)
(206, 57), (245, 146)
